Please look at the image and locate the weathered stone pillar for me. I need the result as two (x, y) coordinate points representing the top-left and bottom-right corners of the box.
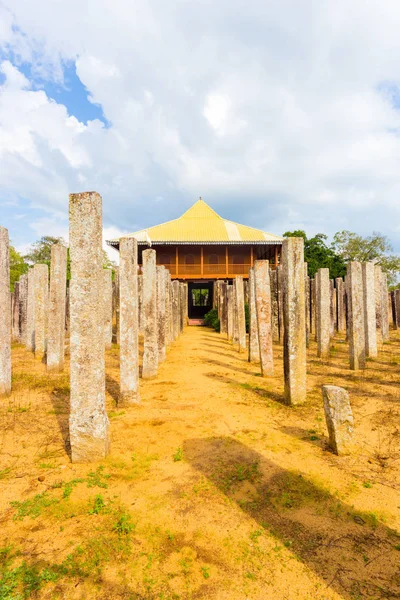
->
(322, 385), (354, 455)
(142, 249), (158, 378)
(282, 238), (306, 405)
(47, 244), (67, 371)
(276, 266), (284, 344)
(33, 264), (49, 361)
(310, 278), (315, 335)
(362, 262), (377, 358)
(157, 266), (167, 363)
(172, 280), (180, 341)
(347, 261), (365, 370)
(12, 282), (20, 342)
(19, 274), (28, 345)
(374, 265), (383, 346)
(179, 282), (186, 332)
(26, 268), (35, 351)
(119, 237), (139, 404)
(103, 269), (113, 349)
(395, 290), (400, 332)
(232, 278), (239, 346)
(244, 280), (249, 305)
(316, 268), (330, 359)
(112, 267), (120, 344)
(330, 280), (336, 336)
(138, 274), (144, 336)
(270, 270), (279, 342)
(65, 287), (70, 334)
(248, 268), (259, 362)
(227, 285), (233, 342)
(304, 264), (310, 348)
(219, 282), (228, 335)
(381, 272), (390, 341)
(254, 260), (273, 375)
(391, 291), (397, 329)
(165, 271), (173, 346)
(69, 191), (110, 462)
(235, 276), (246, 352)
(0, 226), (11, 397)
(336, 277), (346, 334)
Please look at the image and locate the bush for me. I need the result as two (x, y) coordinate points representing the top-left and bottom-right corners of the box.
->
(204, 308), (220, 332)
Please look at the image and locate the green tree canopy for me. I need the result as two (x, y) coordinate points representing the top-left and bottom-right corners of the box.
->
(282, 230), (346, 279)
(10, 246), (29, 292)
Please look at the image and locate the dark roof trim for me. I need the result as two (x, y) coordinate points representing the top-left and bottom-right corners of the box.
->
(107, 240), (282, 249)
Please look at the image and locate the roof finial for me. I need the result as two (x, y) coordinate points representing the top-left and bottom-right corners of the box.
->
(199, 196), (202, 201)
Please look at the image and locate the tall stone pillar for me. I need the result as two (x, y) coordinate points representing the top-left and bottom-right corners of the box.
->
(395, 290), (400, 332)
(65, 287), (70, 334)
(248, 268), (259, 362)
(310, 278), (315, 335)
(138, 274), (144, 336)
(254, 260), (273, 375)
(19, 274), (28, 345)
(119, 237), (139, 404)
(157, 266), (167, 363)
(47, 244), (67, 371)
(381, 272), (390, 342)
(276, 265), (284, 344)
(179, 282), (186, 332)
(112, 267), (120, 344)
(330, 280), (336, 336)
(12, 282), (20, 342)
(69, 191), (110, 462)
(0, 226), (11, 397)
(142, 249), (158, 378)
(227, 285), (233, 342)
(103, 269), (113, 349)
(26, 268), (35, 351)
(304, 264), (310, 348)
(270, 270), (279, 342)
(391, 291), (397, 329)
(316, 268), (330, 359)
(314, 271), (320, 342)
(219, 282), (228, 335)
(336, 277), (346, 334)
(282, 238), (306, 405)
(172, 280), (180, 341)
(232, 278), (239, 346)
(362, 262), (377, 358)
(164, 270), (172, 346)
(33, 264), (49, 361)
(235, 276), (246, 352)
(347, 261), (365, 370)
(374, 265), (383, 346)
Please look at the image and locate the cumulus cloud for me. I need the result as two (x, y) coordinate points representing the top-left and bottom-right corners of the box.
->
(1, 0), (400, 250)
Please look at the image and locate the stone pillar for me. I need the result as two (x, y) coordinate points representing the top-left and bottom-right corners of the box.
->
(254, 260), (273, 375)
(232, 278), (239, 346)
(270, 270), (279, 342)
(138, 274), (144, 336)
(304, 264), (310, 348)
(381, 272), (390, 342)
(142, 249), (158, 378)
(347, 261), (365, 371)
(179, 282), (186, 332)
(330, 280), (336, 336)
(322, 385), (354, 455)
(33, 264), (49, 361)
(19, 274), (28, 345)
(314, 271), (320, 342)
(362, 262), (377, 358)
(235, 276), (246, 352)
(26, 268), (35, 351)
(47, 244), (67, 371)
(172, 280), (180, 341)
(336, 277), (346, 334)
(0, 226), (11, 397)
(119, 237), (139, 404)
(310, 278), (315, 335)
(248, 268), (259, 362)
(282, 238), (306, 405)
(103, 269), (113, 349)
(316, 268), (330, 359)
(157, 266), (167, 363)
(69, 191), (109, 462)
(391, 291), (397, 329)
(165, 270), (172, 346)
(395, 290), (400, 332)
(12, 282), (20, 342)
(65, 287), (70, 334)
(112, 267), (120, 344)
(227, 285), (233, 342)
(276, 265), (284, 344)
(374, 265), (383, 346)
(219, 282), (228, 335)
(244, 280), (249, 305)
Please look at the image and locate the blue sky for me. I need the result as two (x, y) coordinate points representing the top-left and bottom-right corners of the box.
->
(1, 0), (400, 261)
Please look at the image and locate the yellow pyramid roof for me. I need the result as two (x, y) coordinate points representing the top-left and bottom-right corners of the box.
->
(108, 199), (282, 246)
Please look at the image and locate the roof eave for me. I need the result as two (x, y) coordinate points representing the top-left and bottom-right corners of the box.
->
(106, 239), (283, 249)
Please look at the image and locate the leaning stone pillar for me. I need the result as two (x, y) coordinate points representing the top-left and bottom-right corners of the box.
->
(248, 268), (259, 362)
(235, 276), (246, 352)
(19, 274), (28, 345)
(142, 249), (158, 378)
(103, 269), (113, 349)
(316, 268), (330, 359)
(119, 237), (140, 404)
(26, 268), (35, 351)
(322, 385), (354, 455)
(282, 238), (306, 405)
(227, 285), (233, 342)
(47, 244), (67, 371)
(69, 191), (110, 462)
(219, 282), (228, 335)
(12, 282), (20, 342)
(336, 278), (346, 333)
(172, 280), (180, 341)
(33, 264), (49, 361)
(347, 261), (365, 370)
(0, 226), (11, 397)
(157, 266), (167, 363)
(381, 273), (390, 342)
(362, 262), (377, 358)
(254, 260), (273, 375)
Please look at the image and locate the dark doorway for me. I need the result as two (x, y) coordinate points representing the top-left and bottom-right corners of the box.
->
(188, 282), (213, 319)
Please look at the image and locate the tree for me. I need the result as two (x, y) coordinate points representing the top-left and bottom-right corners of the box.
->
(282, 230), (346, 279)
(10, 246), (29, 292)
(332, 231), (400, 286)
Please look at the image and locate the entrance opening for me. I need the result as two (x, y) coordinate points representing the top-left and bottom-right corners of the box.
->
(188, 282), (213, 319)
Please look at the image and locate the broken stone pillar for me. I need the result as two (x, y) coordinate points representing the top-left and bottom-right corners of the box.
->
(235, 276), (246, 352)
(69, 191), (110, 462)
(248, 268), (259, 362)
(282, 238), (306, 405)
(381, 273), (390, 341)
(270, 270), (279, 342)
(316, 268), (330, 359)
(33, 264), (49, 361)
(103, 269), (113, 349)
(26, 268), (35, 351)
(119, 237), (140, 404)
(142, 249), (158, 378)
(322, 385), (354, 455)
(47, 244), (67, 372)
(276, 265), (284, 344)
(12, 282), (20, 342)
(254, 260), (273, 375)
(0, 226), (11, 397)
(347, 261), (365, 370)
(19, 274), (28, 345)
(227, 285), (233, 342)
(362, 262), (377, 358)
(219, 282), (228, 335)
(172, 280), (180, 341)
(304, 265), (310, 348)
(112, 267), (120, 344)
(330, 280), (336, 336)
(336, 277), (346, 334)
(157, 266), (167, 363)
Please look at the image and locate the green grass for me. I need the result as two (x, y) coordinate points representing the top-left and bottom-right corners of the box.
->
(173, 447), (184, 462)
(86, 466), (110, 489)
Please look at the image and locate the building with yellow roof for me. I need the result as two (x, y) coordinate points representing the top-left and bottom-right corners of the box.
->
(107, 198), (283, 319)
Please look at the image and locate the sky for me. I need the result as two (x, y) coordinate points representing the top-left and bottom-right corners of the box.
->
(1, 0), (400, 263)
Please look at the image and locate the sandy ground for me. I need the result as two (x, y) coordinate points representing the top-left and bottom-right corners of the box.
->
(0, 326), (400, 599)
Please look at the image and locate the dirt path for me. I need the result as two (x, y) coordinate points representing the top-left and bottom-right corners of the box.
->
(1, 326), (400, 599)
